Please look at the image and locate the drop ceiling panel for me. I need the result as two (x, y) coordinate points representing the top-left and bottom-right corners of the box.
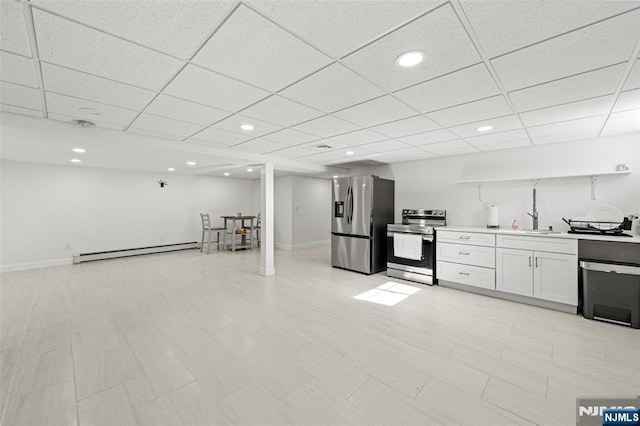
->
(163, 64), (269, 112)
(476, 139), (531, 152)
(329, 129), (388, 145)
(297, 138), (352, 151)
(342, 4), (481, 92)
(357, 139), (410, 152)
(333, 95), (416, 127)
(144, 94), (231, 126)
(30, 0), (232, 58)
(449, 115), (523, 138)
(601, 109), (640, 136)
(429, 146), (478, 157)
(426, 95), (513, 127)
(508, 63), (626, 113)
(33, 9), (183, 91)
(247, 0), (439, 59)
(188, 127), (253, 146)
(267, 145), (316, 159)
(399, 129), (458, 146)
(520, 95), (614, 127)
(461, 0), (639, 57)
(1, 105), (42, 118)
(371, 115), (440, 138)
(1, 51), (38, 88)
(528, 115), (605, 144)
(291, 115), (360, 138)
(0, 82), (41, 110)
(421, 139), (473, 153)
(229, 138), (288, 154)
(613, 89), (640, 112)
(0, 1), (31, 56)
(466, 129), (530, 147)
(297, 150), (351, 163)
(241, 95), (323, 127)
(491, 9), (640, 91)
(384, 147), (435, 160)
(47, 112), (121, 131)
(126, 127), (184, 141)
(211, 114), (282, 138)
(394, 64), (500, 113)
(46, 92), (138, 130)
(279, 63), (385, 113)
(41, 63), (156, 110)
(262, 128), (319, 145)
(193, 5), (330, 92)
(130, 113), (204, 138)
(623, 61), (640, 90)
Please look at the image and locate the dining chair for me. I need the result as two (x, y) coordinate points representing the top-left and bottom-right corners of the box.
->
(252, 212), (261, 246)
(200, 213), (226, 253)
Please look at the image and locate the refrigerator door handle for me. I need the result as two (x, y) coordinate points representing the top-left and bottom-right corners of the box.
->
(349, 186), (354, 224)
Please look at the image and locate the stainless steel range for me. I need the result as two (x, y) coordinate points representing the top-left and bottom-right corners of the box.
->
(387, 209), (446, 285)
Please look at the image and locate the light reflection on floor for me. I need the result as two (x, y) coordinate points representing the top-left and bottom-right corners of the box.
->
(353, 281), (420, 306)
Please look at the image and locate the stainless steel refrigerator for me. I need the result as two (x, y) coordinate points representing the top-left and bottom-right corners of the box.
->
(331, 175), (395, 274)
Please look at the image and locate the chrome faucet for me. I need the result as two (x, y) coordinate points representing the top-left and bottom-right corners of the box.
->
(527, 188), (539, 230)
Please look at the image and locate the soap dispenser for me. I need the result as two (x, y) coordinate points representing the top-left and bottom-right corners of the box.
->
(511, 219), (519, 230)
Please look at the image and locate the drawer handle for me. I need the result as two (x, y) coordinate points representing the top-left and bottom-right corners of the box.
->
(458, 252), (470, 255)
(529, 256), (532, 267)
(459, 272), (470, 276)
(458, 236), (471, 240)
(535, 257), (538, 268)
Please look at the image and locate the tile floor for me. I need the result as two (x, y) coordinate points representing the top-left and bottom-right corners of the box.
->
(1, 245), (638, 425)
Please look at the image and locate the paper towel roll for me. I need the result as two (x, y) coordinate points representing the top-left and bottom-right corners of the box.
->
(487, 205), (499, 228)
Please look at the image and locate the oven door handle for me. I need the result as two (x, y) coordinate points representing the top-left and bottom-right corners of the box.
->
(387, 232), (433, 241)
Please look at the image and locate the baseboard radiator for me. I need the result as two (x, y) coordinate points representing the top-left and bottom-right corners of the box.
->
(73, 242), (199, 264)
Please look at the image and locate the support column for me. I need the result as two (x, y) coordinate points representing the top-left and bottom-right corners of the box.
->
(260, 163), (275, 276)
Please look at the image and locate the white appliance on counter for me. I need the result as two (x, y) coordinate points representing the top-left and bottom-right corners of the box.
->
(386, 209), (446, 285)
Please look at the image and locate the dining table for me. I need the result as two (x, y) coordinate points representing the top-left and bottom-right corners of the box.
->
(220, 215), (257, 252)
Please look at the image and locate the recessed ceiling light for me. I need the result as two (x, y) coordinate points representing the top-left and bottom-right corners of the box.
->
(333, 175), (339, 178)
(72, 148), (85, 153)
(223, 172), (230, 176)
(246, 168), (253, 172)
(240, 124), (254, 131)
(78, 107), (102, 116)
(70, 159), (81, 163)
(477, 125), (493, 132)
(396, 51), (425, 67)
(345, 151), (355, 156)
(168, 167), (175, 171)
(186, 161), (196, 166)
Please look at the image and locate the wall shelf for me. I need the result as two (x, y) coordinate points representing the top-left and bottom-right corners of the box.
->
(458, 170), (633, 201)
(457, 170), (633, 184)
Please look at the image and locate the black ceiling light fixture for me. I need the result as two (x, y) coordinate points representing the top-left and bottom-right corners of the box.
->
(158, 179), (168, 188)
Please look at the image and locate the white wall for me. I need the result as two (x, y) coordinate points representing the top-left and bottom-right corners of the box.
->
(352, 133), (640, 230)
(0, 160), (259, 271)
(274, 175), (331, 250)
(274, 175), (293, 249)
(292, 176), (331, 248)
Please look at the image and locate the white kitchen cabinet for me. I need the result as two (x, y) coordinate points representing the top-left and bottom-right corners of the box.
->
(436, 230), (495, 290)
(496, 248), (533, 296)
(496, 243), (577, 306)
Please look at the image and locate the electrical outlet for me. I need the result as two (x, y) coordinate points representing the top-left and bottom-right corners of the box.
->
(64, 243), (71, 250)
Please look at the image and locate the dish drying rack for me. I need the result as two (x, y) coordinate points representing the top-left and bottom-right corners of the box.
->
(562, 218), (628, 235)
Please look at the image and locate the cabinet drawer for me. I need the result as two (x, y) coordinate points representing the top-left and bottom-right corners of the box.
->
(496, 235), (577, 254)
(437, 242), (495, 268)
(437, 231), (495, 247)
(437, 261), (495, 290)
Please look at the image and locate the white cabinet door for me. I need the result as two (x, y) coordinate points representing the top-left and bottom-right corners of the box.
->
(533, 251), (578, 305)
(496, 248), (533, 296)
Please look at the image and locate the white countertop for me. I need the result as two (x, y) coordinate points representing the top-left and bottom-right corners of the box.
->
(439, 226), (640, 244)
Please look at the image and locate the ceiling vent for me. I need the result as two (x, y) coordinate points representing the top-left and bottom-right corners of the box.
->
(315, 143), (333, 149)
(74, 119), (95, 128)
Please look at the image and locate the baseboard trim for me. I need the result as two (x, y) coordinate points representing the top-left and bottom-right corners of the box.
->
(276, 240), (329, 251)
(1, 258), (73, 273)
(73, 242), (199, 264)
